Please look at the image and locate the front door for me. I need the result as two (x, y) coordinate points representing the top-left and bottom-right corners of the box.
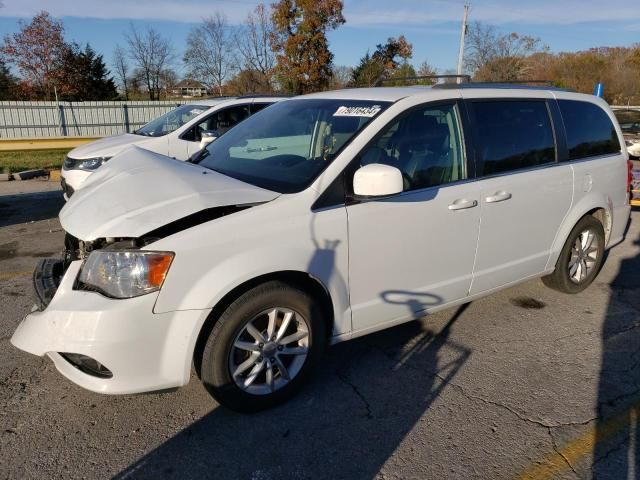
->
(346, 102), (481, 333)
(171, 105), (252, 160)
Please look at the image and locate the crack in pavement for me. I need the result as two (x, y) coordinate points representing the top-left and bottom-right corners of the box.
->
(335, 371), (373, 419)
(437, 374), (597, 429)
(548, 427), (579, 477)
(589, 434), (628, 475)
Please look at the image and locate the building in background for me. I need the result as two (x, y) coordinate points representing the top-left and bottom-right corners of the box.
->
(172, 79), (209, 98)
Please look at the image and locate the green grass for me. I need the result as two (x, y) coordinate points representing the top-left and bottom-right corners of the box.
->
(0, 148), (71, 173)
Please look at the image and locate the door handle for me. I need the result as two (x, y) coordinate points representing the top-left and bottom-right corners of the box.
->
(485, 191), (512, 203)
(448, 199), (478, 211)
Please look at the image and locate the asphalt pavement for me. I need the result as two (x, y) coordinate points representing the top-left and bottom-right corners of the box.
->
(1, 180), (639, 479)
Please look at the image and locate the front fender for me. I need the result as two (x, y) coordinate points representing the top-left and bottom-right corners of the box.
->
(150, 200), (351, 337)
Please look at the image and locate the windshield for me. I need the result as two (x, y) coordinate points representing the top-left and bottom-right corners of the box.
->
(195, 99), (391, 193)
(136, 104), (209, 137)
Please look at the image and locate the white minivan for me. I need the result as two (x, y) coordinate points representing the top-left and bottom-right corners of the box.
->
(12, 86), (632, 412)
(60, 96), (284, 198)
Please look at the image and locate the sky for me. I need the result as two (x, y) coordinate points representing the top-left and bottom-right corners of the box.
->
(0, 0), (638, 76)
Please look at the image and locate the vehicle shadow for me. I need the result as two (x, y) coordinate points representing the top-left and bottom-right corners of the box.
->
(115, 305), (471, 479)
(0, 190), (64, 228)
(592, 222), (640, 477)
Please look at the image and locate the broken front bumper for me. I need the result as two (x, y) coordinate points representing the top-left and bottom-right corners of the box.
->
(11, 260), (210, 394)
(32, 258), (65, 309)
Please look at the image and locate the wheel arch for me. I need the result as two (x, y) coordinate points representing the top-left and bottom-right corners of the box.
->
(546, 194), (612, 271)
(192, 270), (335, 378)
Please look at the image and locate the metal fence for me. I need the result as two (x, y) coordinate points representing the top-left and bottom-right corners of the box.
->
(0, 101), (183, 139)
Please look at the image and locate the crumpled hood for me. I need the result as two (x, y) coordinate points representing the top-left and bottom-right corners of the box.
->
(60, 147), (280, 241)
(68, 133), (154, 159)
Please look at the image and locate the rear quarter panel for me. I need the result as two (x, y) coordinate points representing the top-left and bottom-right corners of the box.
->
(546, 93), (630, 269)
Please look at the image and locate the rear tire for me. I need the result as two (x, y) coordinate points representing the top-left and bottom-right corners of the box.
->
(542, 215), (605, 294)
(200, 281), (326, 412)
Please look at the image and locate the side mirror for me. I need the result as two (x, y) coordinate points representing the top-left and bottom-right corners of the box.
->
(199, 130), (219, 150)
(353, 163), (403, 197)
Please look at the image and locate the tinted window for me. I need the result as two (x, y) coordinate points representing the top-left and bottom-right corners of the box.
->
(251, 102), (272, 114)
(183, 105), (251, 141)
(356, 103), (466, 191)
(559, 100), (621, 159)
(471, 100), (555, 176)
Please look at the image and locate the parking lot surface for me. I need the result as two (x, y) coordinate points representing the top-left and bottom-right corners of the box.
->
(1, 180), (639, 479)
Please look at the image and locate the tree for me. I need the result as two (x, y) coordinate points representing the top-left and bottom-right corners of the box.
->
(159, 68), (178, 99)
(236, 4), (276, 92)
(350, 36), (413, 86)
(349, 52), (382, 87)
(0, 60), (16, 99)
(271, 0), (345, 94)
(0, 11), (67, 100)
(58, 43), (117, 100)
(386, 62), (416, 86)
(525, 47), (640, 104)
(112, 44), (129, 100)
(330, 65), (352, 89)
(226, 68), (270, 95)
(184, 13), (235, 96)
(126, 25), (174, 100)
(417, 61), (437, 78)
(464, 22), (546, 80)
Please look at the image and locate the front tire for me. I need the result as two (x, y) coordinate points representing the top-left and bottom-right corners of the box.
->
(200, 281), (326, 412)
(542, 215), (605, 294)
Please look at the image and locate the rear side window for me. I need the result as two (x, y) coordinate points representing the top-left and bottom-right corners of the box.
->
(470, 100), (556, 176)
(558, 100), (620, 160)
(251, 102), (272, 114)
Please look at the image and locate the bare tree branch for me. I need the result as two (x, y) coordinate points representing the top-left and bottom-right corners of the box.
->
(125, 25), (174, 100)
(184, 12), (235, 96)
(464, 22), (547, 81)
(235, 4), (276, 87)
(112, 44), (129, 100)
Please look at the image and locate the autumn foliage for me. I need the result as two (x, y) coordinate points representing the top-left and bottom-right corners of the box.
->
(270, 0), (345, 94)
(1, 11), (116, 101)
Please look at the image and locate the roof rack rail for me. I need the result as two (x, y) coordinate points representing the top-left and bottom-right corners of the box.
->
(432, 80), (574, 92)
(236, 94), (294, 99)
(374, 74), (471, 87)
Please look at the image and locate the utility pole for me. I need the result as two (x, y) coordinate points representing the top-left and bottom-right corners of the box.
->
(456, 2), (470, 83)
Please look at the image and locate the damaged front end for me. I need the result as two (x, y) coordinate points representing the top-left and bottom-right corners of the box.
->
(33, 205), (252, 309)
(33, 234), (138, 309)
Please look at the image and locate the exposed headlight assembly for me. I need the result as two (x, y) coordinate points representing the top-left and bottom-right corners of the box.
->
(78, 250), (174, 298)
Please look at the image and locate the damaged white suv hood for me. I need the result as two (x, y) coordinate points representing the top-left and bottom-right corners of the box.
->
(60, 147), (280, 240)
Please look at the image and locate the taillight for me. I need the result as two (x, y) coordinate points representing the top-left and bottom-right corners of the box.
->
(628, 160), (633, 193)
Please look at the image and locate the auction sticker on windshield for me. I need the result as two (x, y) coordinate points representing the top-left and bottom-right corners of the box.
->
(333, 105), (382, 117)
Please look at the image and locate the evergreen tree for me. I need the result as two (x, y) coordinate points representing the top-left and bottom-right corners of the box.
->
(60, 43), (117, 100)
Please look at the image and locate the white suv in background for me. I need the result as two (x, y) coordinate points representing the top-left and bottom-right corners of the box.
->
(12, 86), (631, 412)
(60, 96), (285, 199)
